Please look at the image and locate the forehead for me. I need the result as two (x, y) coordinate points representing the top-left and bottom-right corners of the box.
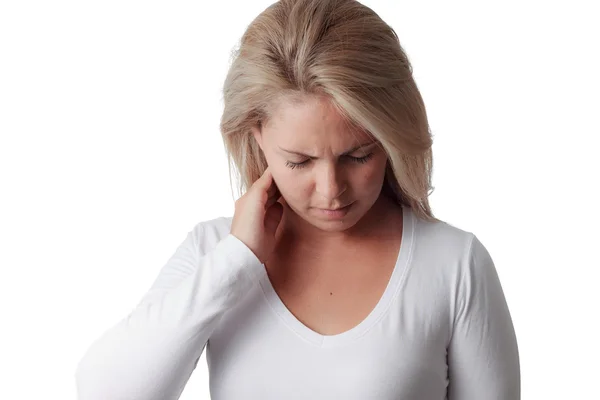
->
(263, 95), (373, 148)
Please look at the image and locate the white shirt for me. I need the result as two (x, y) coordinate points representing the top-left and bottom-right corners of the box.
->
(75, 205), (520, 399)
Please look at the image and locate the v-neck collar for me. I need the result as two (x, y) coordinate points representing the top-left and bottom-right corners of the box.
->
(255, 204), (415, 348)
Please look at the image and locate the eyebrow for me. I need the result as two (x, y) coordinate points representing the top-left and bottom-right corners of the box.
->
(278, 141), (376, 158)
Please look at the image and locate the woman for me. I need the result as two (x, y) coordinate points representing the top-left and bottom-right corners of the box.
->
(75, 0), (520, 399)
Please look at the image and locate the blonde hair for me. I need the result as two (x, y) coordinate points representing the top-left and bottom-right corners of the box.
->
(220, 0), (439, 222)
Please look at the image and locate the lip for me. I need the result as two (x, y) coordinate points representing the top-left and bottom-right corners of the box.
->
(315, 202), (354, 219)
(321, 204), (352, 211)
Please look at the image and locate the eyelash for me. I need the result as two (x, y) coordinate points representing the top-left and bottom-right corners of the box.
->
(285, 153), (374, 170)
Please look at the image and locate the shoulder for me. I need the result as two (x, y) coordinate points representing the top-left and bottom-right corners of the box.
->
(411, 211), (497, 288)
(187, 216), (234, 253)
(407, 210), (494, 282)
(411, 210), (476, 258)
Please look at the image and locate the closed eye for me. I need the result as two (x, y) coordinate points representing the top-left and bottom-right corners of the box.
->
(285, 153), (374, 170)
(348, 153), (374, 164)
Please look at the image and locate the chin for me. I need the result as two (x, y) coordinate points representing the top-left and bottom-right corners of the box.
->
(310, 219), (359, 232)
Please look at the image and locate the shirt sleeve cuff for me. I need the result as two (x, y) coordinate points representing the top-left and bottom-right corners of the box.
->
(215, 233), (265, 285)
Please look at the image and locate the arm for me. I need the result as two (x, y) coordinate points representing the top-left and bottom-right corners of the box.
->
(74, 222), (263, 400)
(447, 234), (521, 399)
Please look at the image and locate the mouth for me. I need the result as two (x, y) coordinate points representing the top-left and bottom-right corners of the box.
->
(319, 203), (352, 211)
(314, 202), (354, 218)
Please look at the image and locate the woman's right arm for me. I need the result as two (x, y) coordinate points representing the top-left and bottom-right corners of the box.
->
(75, 167), (283, 400)
(74, 224), (264, 400)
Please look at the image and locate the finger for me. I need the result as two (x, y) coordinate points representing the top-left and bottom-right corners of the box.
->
(264, 202), (283, 235)
(256, 167), (273, 190)
(259, 167), (280, 200)
(266, 178), (280, 199)
(264, 196), (276, 211)
(264, 188), (281, 210)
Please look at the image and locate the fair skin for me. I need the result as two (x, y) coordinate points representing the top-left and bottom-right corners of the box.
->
(236, 95), (403, 334)
(231, 94), (404, 334)
(251, 95), (399, 250)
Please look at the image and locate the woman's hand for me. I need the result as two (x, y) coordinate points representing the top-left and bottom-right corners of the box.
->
(230, 167), (283, 263)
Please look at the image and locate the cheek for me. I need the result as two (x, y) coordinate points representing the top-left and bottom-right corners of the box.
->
(268, 165), (311, 202)
(353, 160), (387, 193)
(276, 173), (312, 202)
(261, 152), (291, 192)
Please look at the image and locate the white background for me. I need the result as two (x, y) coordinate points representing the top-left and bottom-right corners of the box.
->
(1, 0), (598, 399)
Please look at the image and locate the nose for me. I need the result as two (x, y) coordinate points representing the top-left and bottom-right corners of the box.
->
(315, 162), (347, 201)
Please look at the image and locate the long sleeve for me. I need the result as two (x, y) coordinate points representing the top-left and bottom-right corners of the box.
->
(74, 222), (264, 400)
(447, 234), (521, 399)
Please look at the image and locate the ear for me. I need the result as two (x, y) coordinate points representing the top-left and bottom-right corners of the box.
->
(251, 125), (263, 150)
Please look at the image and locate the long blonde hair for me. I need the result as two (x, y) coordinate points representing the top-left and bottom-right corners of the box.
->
(220, 0), (439, 222)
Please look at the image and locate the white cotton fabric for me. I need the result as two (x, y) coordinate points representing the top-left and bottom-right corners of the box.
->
(75, 205), (520, 399)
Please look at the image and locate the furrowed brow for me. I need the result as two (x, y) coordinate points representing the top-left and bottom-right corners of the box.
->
(279, 141), (375, 158)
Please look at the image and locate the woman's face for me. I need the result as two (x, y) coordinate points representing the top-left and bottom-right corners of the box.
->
(252, 95), (389, 232)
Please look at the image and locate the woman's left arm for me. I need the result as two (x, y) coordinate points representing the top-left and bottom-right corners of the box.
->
(447, 234), (521, 399)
